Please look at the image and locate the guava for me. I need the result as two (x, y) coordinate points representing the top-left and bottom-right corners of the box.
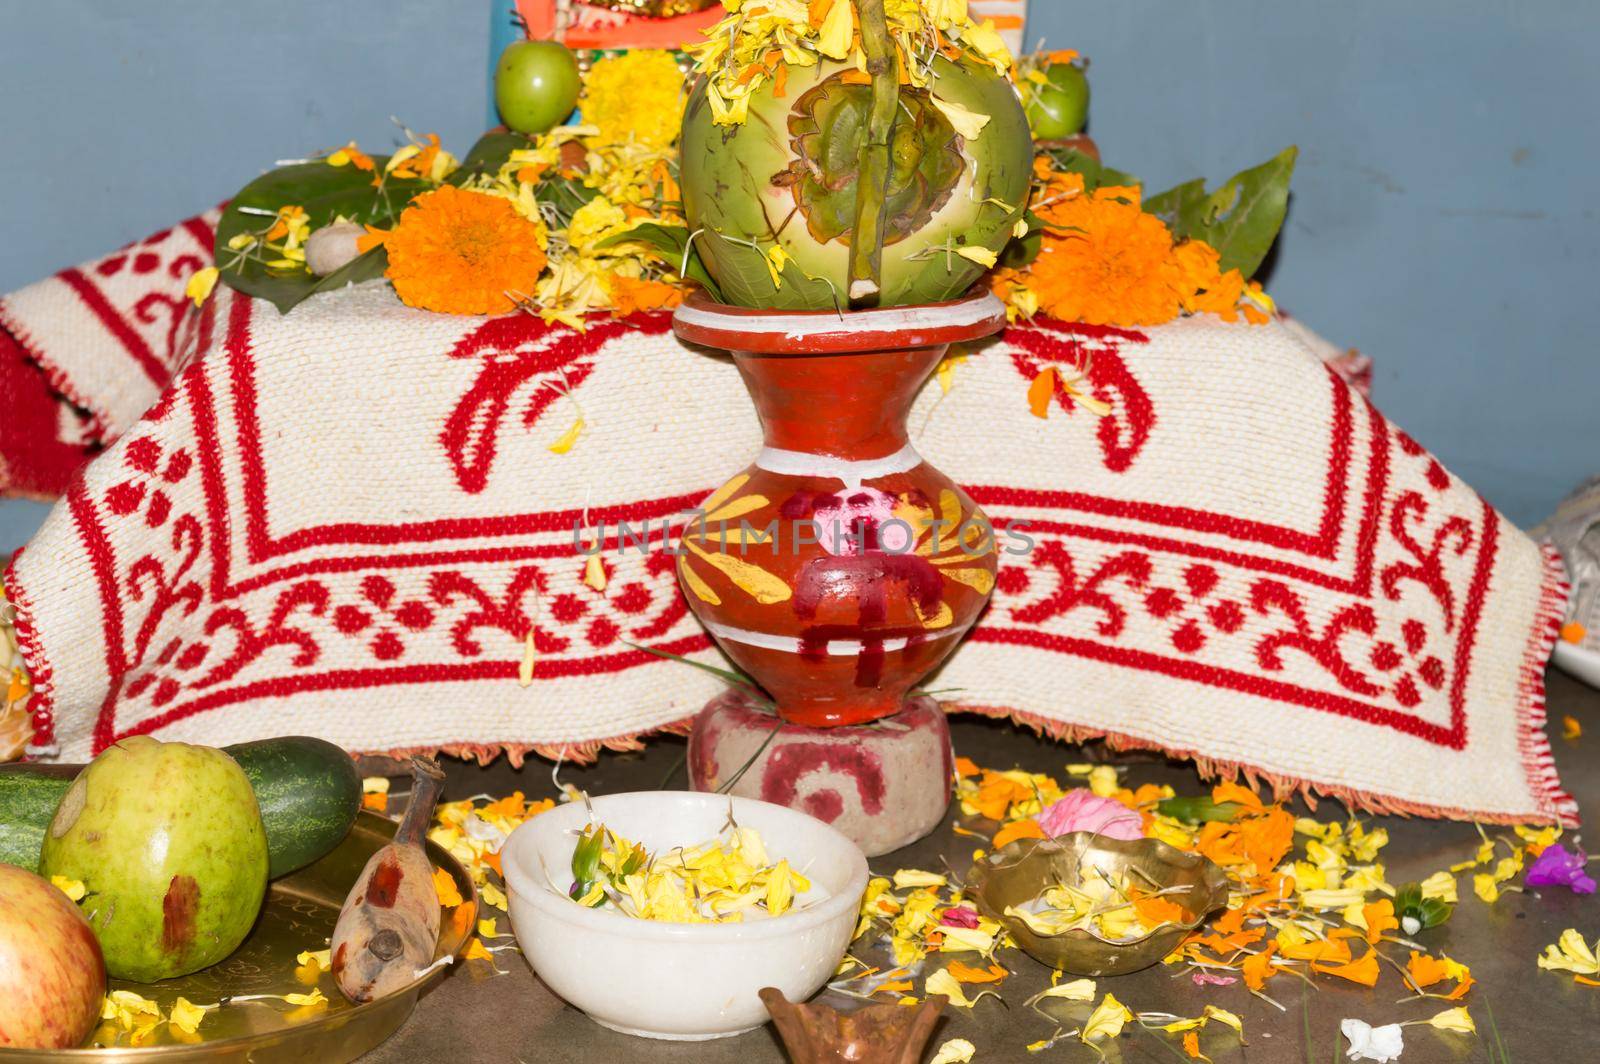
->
(39, 736), (268, 982)
(495, 40), (581, 135)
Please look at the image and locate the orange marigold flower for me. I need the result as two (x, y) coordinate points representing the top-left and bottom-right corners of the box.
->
(380, 186), (548, 316)
(1004, 172), (1184, 326)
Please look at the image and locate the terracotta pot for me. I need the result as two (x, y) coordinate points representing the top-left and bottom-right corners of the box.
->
(670, 291), (1006, 728)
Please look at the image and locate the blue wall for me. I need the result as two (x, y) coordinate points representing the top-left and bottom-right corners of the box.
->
(2, 0), (1596, 551)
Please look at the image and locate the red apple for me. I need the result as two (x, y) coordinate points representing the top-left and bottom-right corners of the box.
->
(0, 864), (104, 1048)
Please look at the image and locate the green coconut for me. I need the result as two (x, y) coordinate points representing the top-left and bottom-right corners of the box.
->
(681, 54), (1034, 310)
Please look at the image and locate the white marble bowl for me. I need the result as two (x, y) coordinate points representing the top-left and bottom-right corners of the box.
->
(500, 790), (869, 1040)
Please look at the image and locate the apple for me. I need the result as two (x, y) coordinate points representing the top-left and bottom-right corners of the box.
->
(1026, 62), (1090, 140)
(495, 39), (581, 135)
(40, 737), (269, 982)
(0, 864), (104, 1048)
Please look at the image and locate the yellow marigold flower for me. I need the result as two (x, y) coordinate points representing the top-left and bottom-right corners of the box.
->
(380, 186), (548, 315)
(582, 50), (685, 150)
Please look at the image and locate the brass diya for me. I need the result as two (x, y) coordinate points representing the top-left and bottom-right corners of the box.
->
(759, 988), (947, 1064)
(968, 833), (1229, 977)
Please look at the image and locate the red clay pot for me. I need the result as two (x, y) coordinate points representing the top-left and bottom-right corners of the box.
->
(670, 291), (1007, 727)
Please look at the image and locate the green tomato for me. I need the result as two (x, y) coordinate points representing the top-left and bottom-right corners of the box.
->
(495, 40), (581, 135)
(1026, 62), (1090, 139)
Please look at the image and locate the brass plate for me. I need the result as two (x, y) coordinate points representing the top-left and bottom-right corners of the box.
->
(1, 812), (476, 1062)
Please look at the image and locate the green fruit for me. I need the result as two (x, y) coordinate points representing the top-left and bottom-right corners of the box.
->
(495, 40), (581, 135)
(680, 56), (1033, 310)
(1025, 62), (1090, 139)
(1, 736), (361, 879)
(39, 737), (269, 982)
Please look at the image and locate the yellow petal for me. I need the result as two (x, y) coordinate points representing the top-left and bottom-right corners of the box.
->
(1420, 870), (1458, 903)
(817, 0), (854, 60)
(1081, 993), (1134, 1042)
(893, 869), (947, 889)
(930, 93), (992, 141)
(519, 629), (537, 688)
(51, 875), (86, 902)
(1426, 1007), (1475, 1034)
(295, 947), (332, 969)
(955, 246), (998, 268)
(1028, 978), (1097, 1003)
(168, 997), (209, 1036)
(185, 266), (219, 307)
(283, 988), (327, 1008)
(548, 416), (584, 454)
(583, 553), (607, 592)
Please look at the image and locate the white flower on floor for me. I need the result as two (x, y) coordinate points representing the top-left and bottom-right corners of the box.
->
(929, 1037), (975, 1064)
(1342, 1018), (1404, 1062)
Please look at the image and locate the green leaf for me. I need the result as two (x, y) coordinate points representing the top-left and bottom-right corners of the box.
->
(1039, 147), (1138, 192)
(1143, 145), (1297, 279)
(598, 223), (725, 302)
(998, 208), (1044, 269)
(215, 155), (427, 313)
(448, 131), (536, 186)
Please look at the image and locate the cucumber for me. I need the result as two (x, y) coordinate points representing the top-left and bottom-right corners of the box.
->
(229, 736), (363, 878)
(0, 735), (361, 879)
(0, 761), (75, 871)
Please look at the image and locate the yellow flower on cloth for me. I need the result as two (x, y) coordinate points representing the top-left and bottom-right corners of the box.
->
(367, 186), (548, 315)
(582, 51), (685, 150)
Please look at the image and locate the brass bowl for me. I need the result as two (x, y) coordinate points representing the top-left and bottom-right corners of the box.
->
(967, 832), (1229, 977)
(0, 812), (476, 1063)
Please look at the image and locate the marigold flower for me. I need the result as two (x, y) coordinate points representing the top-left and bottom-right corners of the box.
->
(378, 186), (548, 315)
(582, 50), (685, 150)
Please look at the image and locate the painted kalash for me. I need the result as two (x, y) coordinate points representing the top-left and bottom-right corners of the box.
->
(511, 1), (1037, 855)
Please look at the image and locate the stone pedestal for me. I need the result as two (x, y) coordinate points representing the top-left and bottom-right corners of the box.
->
(687, 690), (952, 857)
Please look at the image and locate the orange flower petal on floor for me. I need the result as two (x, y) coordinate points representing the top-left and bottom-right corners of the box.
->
(1241, 945), (1278, 991)
(1361, 899), (1399, 943)
(380, 185), (548, 315)
(1211, 781), (1265, 812)
(992, 818), (1046, 850)
(946, 961), (1008, 984)
(1314, 948), (1381, 987)
(1407, 951), (1449, 988)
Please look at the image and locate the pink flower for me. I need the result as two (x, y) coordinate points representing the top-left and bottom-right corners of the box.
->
(940, 907), (981, 929)
(1192, 971), (1237, 987)
(1035, 789), (1144, 841)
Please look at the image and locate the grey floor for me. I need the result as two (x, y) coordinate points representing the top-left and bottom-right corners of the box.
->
(367, 669), (1600, 1063)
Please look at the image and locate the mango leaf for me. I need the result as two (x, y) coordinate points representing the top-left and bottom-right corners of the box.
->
(598, 222), (724, 302)
(1039, 147), (1138, 193)
(1143, 145), (1297, 279)
(998, 209), (1044, 269)
(215, 156), (426, 313)
(448, 131), (536, 187)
